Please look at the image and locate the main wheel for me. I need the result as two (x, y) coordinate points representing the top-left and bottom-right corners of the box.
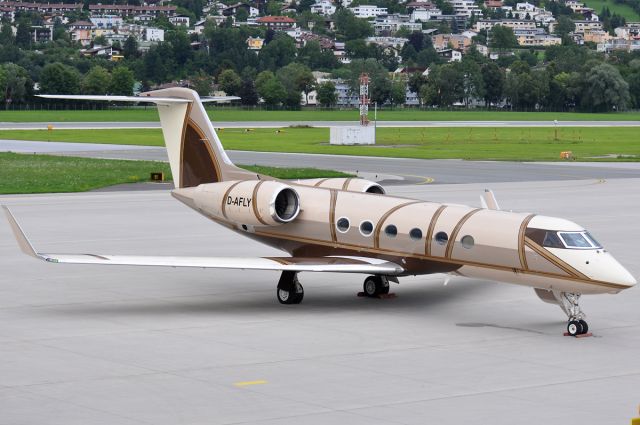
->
(363, 276), (389, 297)
(277, 282), (304, 305)
(578, 319), (588, 335)
(567, 320), (583, 336)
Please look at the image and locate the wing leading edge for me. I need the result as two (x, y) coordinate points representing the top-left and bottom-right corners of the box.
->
(2, 207), (403, 275)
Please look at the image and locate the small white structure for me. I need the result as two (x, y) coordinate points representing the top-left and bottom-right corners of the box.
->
(330, 126), (376, 145)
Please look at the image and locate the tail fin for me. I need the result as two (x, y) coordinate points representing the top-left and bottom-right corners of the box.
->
(145, 88), (255, 188)
(38, 89), (256, 188)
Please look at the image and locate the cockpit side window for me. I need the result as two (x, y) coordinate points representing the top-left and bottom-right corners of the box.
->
(542, 232), (564, 248)
(559, 232), (602, 249)
(525, 228), (563, 248)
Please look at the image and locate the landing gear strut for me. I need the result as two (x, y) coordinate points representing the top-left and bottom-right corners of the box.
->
(277, 271), (304, 305)
(363, 275), (390, 297)
(560, 292), (589, 336)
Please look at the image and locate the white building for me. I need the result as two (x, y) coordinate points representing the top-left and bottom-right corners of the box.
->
(374, 14), (422, 35)
(411, 5), (442, 21)
(145, 27), (165, 42)
(311, 0), (336, 16)
(349, 5), (388, 18)
(169, 15), (190, 27)
(90, 15), (123, 29)
(449, 0), (482, 17)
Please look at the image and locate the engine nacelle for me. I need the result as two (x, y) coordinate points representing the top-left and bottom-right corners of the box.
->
(295, 177), (385, 194)
(193, 180), (300, 226)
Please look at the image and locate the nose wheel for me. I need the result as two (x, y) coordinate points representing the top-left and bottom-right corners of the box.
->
(561, 293), (590, 336)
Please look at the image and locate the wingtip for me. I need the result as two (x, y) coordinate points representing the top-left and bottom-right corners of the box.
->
(2, 206), (40, 259)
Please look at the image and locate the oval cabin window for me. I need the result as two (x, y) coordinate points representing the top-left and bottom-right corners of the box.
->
(435, 231), (448, 245)
(385, 224), (398, 238)
(360, 220), (373, 236)
(336, 217), (350, 233)
(461, 235), (475, 249)
(409, 228), (423, 241)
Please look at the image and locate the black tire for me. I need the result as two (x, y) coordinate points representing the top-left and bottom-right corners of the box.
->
(363, 276), (380, 297)
(380, 281), (390, 295)
(277, 282), (304, 305)
(567, 320), (582, 336)
(578, 319), (588, 335)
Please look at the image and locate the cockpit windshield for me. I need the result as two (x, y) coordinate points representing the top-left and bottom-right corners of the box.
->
(526, 228), (602, 250)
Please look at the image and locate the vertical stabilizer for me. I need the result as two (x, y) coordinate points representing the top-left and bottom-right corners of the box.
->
(146, 88), (256, 188)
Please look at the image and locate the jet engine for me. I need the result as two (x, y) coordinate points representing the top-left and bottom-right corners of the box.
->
(295, 177), (385, 194)
(191, 180), (301, 226)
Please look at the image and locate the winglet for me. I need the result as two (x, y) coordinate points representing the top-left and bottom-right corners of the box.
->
(482, 189), (501, 211)
(2, 206), (40, 259)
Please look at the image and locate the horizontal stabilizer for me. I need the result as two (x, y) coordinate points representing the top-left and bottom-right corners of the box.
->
(3, 207), (403, 275)
(37, 94), (240, 104)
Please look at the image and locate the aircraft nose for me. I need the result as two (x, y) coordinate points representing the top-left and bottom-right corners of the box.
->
(608, 258), (637, 288)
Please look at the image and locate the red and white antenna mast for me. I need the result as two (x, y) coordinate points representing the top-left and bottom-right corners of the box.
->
(359, 73), (369, 126)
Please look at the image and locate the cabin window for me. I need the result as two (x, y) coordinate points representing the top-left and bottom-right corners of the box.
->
(336, 217), (350, 233)
(360, 220), (373, 236)
(461, 235), (474, 249)
(435, 231), (448, 245)
(409, 228), (423, 241)
(385, 224), (398, 238)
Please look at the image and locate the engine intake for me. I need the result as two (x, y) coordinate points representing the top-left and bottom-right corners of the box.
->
(191, 180), (301, 227)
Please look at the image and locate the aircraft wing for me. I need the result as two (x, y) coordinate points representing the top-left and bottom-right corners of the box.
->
(3, 207), (403, 275)
(37, 95), (240, 104)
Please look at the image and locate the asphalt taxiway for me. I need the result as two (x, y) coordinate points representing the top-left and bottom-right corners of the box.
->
(1, 175), (639, 425)
(2, 139), (640, 186)
(2, 120), (640, 130)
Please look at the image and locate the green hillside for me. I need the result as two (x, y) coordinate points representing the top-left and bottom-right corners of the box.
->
(583, 0), (640, 21)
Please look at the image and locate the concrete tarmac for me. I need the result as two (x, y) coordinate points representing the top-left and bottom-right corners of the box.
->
(2, 120), (640, 130)
(1, 177), (639, 425)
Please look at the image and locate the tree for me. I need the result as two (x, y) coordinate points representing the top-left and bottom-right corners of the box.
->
(256, 71), (286, 106)
(317, 81), (337, 107)
(109, 66), (135, 96)
(81, 66), (111, 95)
(276, 62), (314, 107)
(192, 71), (213, 96)
(236, 7), (249, 22)
(554, 15), (575, 42)
(370, 74), (392, 105)
(218, 69), (242, 95)
(259, 33), (296, 71)
(481, 62), (505, 106)
(0, 21), (15, 45)
(390, 80), (406, 106)
(123, 36), (139, 59)
(238, 76), (259, 106)
(489, 25), (518, 49)
(15, 20), (31, 48)
(93, 35), (107, 46)
(334, 9), (373, 40)
(423, 63), (464, 107)
(582, 63), (630, 111)
(458, 59), (485, 107)
(0, 63), (31, 108)
(39, 62), (80, 95)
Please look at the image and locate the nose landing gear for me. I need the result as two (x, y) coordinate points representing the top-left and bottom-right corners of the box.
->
(561, 293), (590, 336)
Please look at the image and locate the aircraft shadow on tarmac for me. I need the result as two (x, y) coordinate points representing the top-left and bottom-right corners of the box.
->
(44, 277), (494, 317)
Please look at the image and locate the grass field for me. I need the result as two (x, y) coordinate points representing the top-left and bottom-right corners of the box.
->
(583, 0), (640, 21)
(3, 108), (640, 122)
(0, 152), (352, 194)
(1, 127), (639, 161)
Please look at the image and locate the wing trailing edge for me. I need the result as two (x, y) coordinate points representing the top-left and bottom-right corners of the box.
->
(2, 207), (403, 275)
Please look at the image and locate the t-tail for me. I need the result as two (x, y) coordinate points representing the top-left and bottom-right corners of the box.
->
(38, 88), (256, 187)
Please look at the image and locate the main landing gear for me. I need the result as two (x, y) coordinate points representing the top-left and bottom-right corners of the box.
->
(560, 292), (590, 336)
(276, 271), (304, 305)
(362, 275), (390, 297)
